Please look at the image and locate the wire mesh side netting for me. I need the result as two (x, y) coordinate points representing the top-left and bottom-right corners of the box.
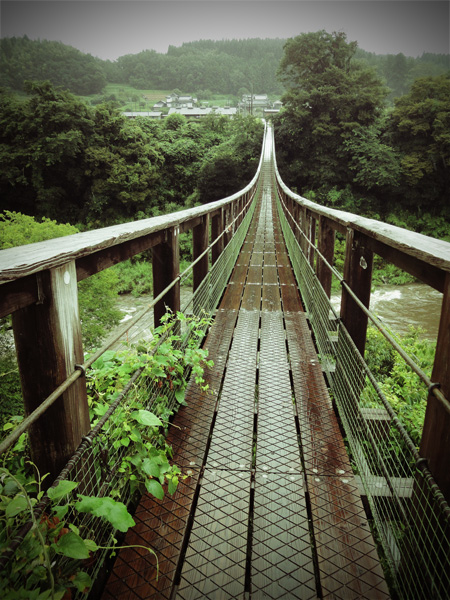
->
(277, 193), (450, 600)
(0, 192), (258, 599)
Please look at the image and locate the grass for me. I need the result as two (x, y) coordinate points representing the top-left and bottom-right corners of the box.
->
(80, 84), (172, 110)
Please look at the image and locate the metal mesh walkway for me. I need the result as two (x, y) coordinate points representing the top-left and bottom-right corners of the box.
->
(102, 153), (390, 599)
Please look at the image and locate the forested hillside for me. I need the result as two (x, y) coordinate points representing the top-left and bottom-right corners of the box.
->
(1, 35), (448, 98)
(0, 36), (106, 94)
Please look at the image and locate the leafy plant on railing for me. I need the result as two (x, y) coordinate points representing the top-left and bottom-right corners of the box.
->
(0, 310), (213, 598)
(87, 310), (213, 499)
(0, 464), (152, 600)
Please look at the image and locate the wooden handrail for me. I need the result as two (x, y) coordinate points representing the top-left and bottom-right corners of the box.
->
(0, 174), (260, 284)
(275, 167), (450, 288)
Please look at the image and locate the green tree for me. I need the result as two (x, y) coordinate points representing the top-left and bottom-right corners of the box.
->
(0, 36), (106, 94)
(344, 119), (402, 192)
(0, 83), (164, 225)
(196, 116), (264, 204)
(389, 74), (450, 212)
(274, 30), (388, 193)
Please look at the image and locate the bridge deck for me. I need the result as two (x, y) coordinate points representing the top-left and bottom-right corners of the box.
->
(102, 160), (390, 599)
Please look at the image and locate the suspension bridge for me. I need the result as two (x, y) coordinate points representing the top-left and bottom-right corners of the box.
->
(0, 124), (449, 599)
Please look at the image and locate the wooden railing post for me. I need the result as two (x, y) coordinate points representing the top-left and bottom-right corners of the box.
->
(193, 214), (210, 292)
(152, 226), (180, 328)
(340, 229), (373, 357)
(211, 209), (224, 265)
(300, 206), (308, 256)
(291, 200), (302, 246)
(224, 205), (232, 247)
(420, 271), (450, 501)
(11, 261), (90, 482)
(308, 214), (316, 268)
(316, 216), (335, 298)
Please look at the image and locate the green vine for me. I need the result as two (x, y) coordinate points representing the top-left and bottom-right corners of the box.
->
(0, 310), (213, 598)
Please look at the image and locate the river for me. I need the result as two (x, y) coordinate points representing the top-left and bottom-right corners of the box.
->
(114, 283), (442, 347)
(331, 283), (443, 341)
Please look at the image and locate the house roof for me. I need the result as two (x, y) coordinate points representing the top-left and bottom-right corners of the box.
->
(122, 112), (162, 118)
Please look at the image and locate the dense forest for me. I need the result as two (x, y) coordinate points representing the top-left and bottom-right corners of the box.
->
(1, 35), (448, 98)
(0, 36), (107, 95)
(0, 82), (263, 227)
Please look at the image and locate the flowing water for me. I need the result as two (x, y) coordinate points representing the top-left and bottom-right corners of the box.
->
(114, 283), (442, 347)
(331, 283), (443, 341)
(113, 288), (194, 348)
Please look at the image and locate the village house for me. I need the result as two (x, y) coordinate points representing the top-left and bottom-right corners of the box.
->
(122, 111), (163, 120)
(167, 106), (237, 120)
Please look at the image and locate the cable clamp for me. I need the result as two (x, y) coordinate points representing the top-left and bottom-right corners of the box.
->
(75, 364), (86, 377)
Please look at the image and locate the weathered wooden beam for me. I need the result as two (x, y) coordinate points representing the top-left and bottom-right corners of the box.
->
(354, 475), (414, 499)
(224, 205), (233, 248)
(0, 274), (39, 318)
(292, 201), (301, 246)
(193, 214), (210, 292)
(364, 236), (445, 292)
(11, 261), (90, 482)
(341, 229), (374, 357)
(152, 227), (180, 328)
(76, 231), (164, 281)
(420, 271), (450, 501)
(316, 216), (335, 298)
(179, 215), (203, 235)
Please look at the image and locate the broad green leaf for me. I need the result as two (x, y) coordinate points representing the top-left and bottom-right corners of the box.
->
(3, 477), (20, 496)
(75, 495), (135, 532)
(152, 367), (166, 378)
(72, 571), (93, 593)
(84, 538), (99, 552)
(175, 389), (186, 404)
(68, 523), (80, 535)
(145, 478), (164, 500)
(141, 458), (161, 478)
(47, 480), (78, 501)
(132, 410), (162, 428)
(56, 531), (90, 559)
(154, 355), (170, 366)
(168, 476), (178, 495)
(6, 495), (28, 518)
(53, 504), (69, 520)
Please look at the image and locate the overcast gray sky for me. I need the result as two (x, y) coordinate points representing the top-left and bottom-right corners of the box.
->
(1, 1), (449, 60)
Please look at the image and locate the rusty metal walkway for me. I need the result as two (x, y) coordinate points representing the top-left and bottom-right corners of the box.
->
(101, 151), (390, 599)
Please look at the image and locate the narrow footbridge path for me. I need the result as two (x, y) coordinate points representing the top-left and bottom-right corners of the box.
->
(102, 139), (390, 599)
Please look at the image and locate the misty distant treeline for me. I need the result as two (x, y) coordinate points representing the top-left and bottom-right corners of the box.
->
(0, 35), (448, 99)
(0, 36), (107, 95)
